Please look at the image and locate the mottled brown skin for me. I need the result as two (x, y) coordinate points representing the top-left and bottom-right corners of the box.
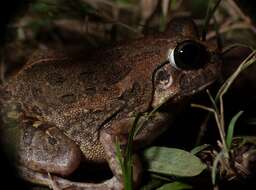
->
(0, 17), (221, 190)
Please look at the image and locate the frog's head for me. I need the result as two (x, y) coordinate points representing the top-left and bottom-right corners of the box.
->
(152, 17), (222, 107)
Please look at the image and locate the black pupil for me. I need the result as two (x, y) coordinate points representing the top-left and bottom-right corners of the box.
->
(174, 40), (209, 70)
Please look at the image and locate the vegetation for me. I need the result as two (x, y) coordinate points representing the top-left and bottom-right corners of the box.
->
(1, 0), (256, 190)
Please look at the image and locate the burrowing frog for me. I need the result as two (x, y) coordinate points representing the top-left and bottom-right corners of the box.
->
(0, 17), (221, 190)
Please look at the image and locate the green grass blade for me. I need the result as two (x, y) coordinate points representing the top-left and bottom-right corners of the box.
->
(211, 151), (223, 185)
(202, 0), (222, 41)
(213, 16), (222, 50)
(226, 111), (244, 149)
(206, 89), (218, 112)
(190, 144), (210, 155)
(126, 113), (142, 160)
(123, 113), (142, 190)
(115, 141), (126, 177)
(171, 0), (177, 9)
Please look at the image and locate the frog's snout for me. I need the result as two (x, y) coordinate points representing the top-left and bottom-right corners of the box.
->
(179, 65), (218, 95)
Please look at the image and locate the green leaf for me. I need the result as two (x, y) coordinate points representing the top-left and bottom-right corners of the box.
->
(156, 182), (192, 190)
(143, 147), (207, 177)
(31, 2), (52, 14)
(226, 111), (244, 149)
(171, 0), (177, 9)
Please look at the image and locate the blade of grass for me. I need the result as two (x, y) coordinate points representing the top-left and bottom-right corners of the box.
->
(213, 15), (222, 50)
(202, 0), (212, 41)
(215, 51), (256, 101)
(212, 151), (224, 185)
(243, 52), (256, 69)
(191, 104), (228, 153)
(215, 51), (255, 147)
(202, 0), (222, 41)
(124, 113), (142, 190)
(115, 140), (125, 177)
(125, 113), (142, 158)
(115, 113), (144, 190)
(190, 144), (210, 155)
(206, 89), (218, 113)
(226, 111), (244, 149)
(171, 0), (177, 8)
(194, 50), (255, 147)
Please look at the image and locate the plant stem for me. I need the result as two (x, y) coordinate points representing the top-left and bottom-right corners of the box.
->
(191, 104), (228, 153)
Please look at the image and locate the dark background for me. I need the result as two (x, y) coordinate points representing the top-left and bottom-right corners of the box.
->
(0, 1), (256, 190)
(0, 1), (31, 189)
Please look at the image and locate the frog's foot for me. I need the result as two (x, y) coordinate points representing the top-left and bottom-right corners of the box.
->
(18, 123), (124, 189)
(100, 122), (144, 190)
(19, 166), (122, 190)
(99, 113), (169, 189)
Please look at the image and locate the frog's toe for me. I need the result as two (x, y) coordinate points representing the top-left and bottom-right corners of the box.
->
(19, 166), (123, 190)
(19, 125), (81, 176)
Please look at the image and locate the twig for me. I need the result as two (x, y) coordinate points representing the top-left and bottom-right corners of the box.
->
(48, 173), (61, 190)
(222, 43), (254, 55)
(215, 51), (256, 100)
(226, 0), (251, 23)
(191, 104), (228, 153)
(206, 21), (256, 40)
(207, 0), (256, 40)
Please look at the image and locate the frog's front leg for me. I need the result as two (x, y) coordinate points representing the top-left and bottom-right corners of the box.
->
(100, 112), (170, 190)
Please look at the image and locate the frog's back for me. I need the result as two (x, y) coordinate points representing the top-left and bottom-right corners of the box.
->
(0, 46), (154, 161)
(3, 33), (171, 121)
(1, 30), (176, 159)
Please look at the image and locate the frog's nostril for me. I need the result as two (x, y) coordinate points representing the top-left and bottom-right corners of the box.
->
(179, 72), (210, 94)
(179, 74), (191, 91)
(156, 70), (169, 82)
(210, 52), (222, 64)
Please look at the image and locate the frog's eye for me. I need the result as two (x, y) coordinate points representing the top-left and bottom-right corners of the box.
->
(168, 40), (209, 70)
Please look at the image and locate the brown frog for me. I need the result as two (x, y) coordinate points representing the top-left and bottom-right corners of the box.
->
(0, 17), (221, 190)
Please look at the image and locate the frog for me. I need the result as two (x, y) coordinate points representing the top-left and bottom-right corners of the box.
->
(0, 17), (221, 190)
